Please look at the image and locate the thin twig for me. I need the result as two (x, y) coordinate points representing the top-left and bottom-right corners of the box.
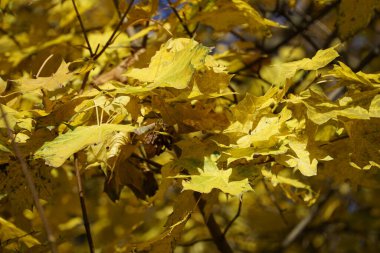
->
(231, 0), (339, 75)
(131, 153), (162, 172)
(94, 0), (135, 61)
(74, 155), (95, 253)
(112, 0), (122, 19)
(178, 238), (213, 247)
(0, 104), (58, 253)
(223, 198), (243, 236)
(353, 45), (380, 72)
(167, 0), (193, 37)
(227, 85), (238, 104)
(71, 0), (94, 56)
(141, 20), (150, 48)
(262, 179), (289, 226)
(281, 189), (334, 248)
(194, 192), (234, 253)
(79, 71), (90, 92)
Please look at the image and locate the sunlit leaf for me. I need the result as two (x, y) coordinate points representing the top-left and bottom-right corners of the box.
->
(177, 156), (252, 195)
(126, 38), (210, 89)
(35, 124), (135, 167)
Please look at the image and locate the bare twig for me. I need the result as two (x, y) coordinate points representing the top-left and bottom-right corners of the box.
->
(262, 180), (289, 226)
(94, 0), (135, 61)
(0, 104), (58, 253)
(178, 238), (213, 247)
(71, 0), (94, 56)
(281, 189), (334, 248)
(141, 21), (150, 48)
(112, 0), (122, 19)
(353, 45), (380, 72)
(167, 0), (193, 37)
(231, 0), (339, 75)
(194, 192), (234, 253)
(223, 198), (243, 236)
(74, 155), (95, 253)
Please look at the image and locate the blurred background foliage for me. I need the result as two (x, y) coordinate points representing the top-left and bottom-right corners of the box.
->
(1, 0), (380, 252)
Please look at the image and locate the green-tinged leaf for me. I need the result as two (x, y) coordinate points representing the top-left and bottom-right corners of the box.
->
(178, 156), (252, 195)
(35, 124), (135, 167)
(126, 38), (210, 89)
(0, 217), (40, 249)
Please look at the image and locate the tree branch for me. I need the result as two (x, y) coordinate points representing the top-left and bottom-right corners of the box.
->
(74, 155), (95, 253)
(167, 0), (193, 38)
(223, 198), (243, 236)
(72, 0), (94, 56)
(194, 192), (234, 253)
(231, 0), (339, 75)
(281, 189), (334, 248)
(94, 0), (135, 61)
(0, 104), (58, 253)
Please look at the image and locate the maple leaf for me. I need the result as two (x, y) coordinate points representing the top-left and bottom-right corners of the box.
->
(14, 60), (74, 93)
(177, 156), (252, 195)
(35, 124), (135, 167)
(337, 0), (377, 39)
(264, 46), (339, 86)
(0, 217), (40, 250)
(328, 61), (380, 88)
(126, 38), (210, 89)
(191, 0), (284, 35)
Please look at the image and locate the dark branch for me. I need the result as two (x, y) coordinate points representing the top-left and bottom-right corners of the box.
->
(282, 189), (334, 248)
(194, 192), (234, 253)
(167, 0), (194, 38)
(223, 198), (243, 235)
(262, 180), (289, 226)
(74, 155), (95, 253)
(0, 104), (58, 253)
(178, 238), (214, 247)
(231, 0), (339, 75)
(71, 0), (94, 56)
(94, 0), (135, 60)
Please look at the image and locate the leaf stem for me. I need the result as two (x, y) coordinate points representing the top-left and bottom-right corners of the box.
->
(0, 104), (58, 253)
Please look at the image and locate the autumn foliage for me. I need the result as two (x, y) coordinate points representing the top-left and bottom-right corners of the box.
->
(1, 0), (380, 252)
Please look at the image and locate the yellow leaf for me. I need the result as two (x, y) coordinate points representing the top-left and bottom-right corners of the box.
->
(15, 60), (73, 93)
(268, 46), (339, 86)
(287, 138), (318, 176)
(0, 217), (40, 249)
(177, 156), (252, 195)
(337, 0), (376, 39)
(261, 169), (312, 190)
(126, 38), (210, 89)
(191, 0), (284, 35)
